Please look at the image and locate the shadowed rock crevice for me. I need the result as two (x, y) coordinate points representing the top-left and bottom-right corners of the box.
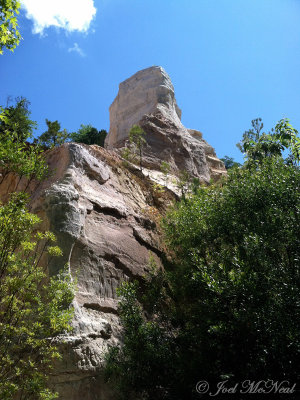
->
(101, 252), (136, 280)
(88, 201), (126, 220)
(83, 302), (118, 317)
(132, 226), (163, 257)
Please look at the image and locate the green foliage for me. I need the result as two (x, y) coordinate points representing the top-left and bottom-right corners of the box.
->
(275, 118), (300, 163)
(120, 146), (135, 167)
(176, 170), (191, 198)
(220, 155), (241, 170)
(0, 97), (37, 141)
(0, 193), (74, 400)
(0, 100), (48, 183)
(0, 101), (74, 399)
(163, 158), (300, 396)
(129, 125), (146, 171)
(160, 161), (170, 186)
(37, 120), (70, 148)
(105, 120), (300, 399)
(152, 182), (164, 194)
(160, 161), (170, 175)
(237, 117), (300, 167)
(70, 124), (107, 147)
(0, 0), (21, 54)
(104, 279), (174, 400)
(172, 170), (200, 198)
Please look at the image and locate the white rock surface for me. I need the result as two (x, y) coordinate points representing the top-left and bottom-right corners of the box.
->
(106, 66), (182, 149)
(106, 66), (226, 182)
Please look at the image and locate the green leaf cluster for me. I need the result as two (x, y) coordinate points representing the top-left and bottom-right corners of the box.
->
(70, 124), (107, 147)
(220, 155), (241, 170)
(160, 161), (171, 187)
(164, 158), (299, 396)
(0, 99), (49, 184)
(238, 117), (300, 167)
(129, 125), (146, 171)
(0, 0), (21, 54)
(0, 97), (36, 141)
(36, 120), (70, 149)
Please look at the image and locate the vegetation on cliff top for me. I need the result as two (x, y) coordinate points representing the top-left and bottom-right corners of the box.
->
(36, 120), (107, 148)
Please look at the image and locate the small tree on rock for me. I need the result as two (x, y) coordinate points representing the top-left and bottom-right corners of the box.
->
(160, 161), (171, 187)
(0, 97), (36, 142)
(37, 119), (70, 148)
(129, 125), (146, 171)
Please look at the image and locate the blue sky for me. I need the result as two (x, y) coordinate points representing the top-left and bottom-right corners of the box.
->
(1, 0), (300, 162)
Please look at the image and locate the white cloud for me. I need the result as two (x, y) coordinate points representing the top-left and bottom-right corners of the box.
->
(21, 0), (97, 34)
(68, 42), (85, 57)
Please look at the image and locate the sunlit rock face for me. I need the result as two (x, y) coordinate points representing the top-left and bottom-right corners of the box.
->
(106, 66), (226, 182)
(106, 66), (182, 148)
(0, 143), (167, 400)
(43, 144), (166, 399)
(0, 67), (226, 400)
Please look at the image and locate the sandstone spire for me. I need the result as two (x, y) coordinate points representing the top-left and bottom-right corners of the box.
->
(106, 66), (181, 148)
(106, 66), (226, 182)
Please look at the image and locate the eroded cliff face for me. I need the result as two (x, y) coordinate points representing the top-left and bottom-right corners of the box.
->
(44, 144), (170, 399)
(0, 67), (226, 399)
(0, 143), (171, 400)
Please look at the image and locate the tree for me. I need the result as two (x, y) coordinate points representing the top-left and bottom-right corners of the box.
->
(105, 120), (300, 400)
(0, 0), (21, 54)
(0, 97), (37, 142)
(0, 194), (74, 400)
(104, 280), (174, 400)
(175, 169), (197, 199)
(0, 100), (48, 187)
(120, 147), (133, 165)
(162, 158), (300, 396)
(160, 161), (170, 187)
(129, 125), (146, 171)
(0, 103), (74, 399)
(220, 155), (241, 170)
(237, 117), (300, 167)
(37, 119), (70, 148)
(70, 124), (107, 147)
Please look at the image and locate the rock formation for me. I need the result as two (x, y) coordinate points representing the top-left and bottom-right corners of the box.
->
(0, 143), (170, 399)
(0, 67), (226, 399)
(106, 66), (226, 182)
